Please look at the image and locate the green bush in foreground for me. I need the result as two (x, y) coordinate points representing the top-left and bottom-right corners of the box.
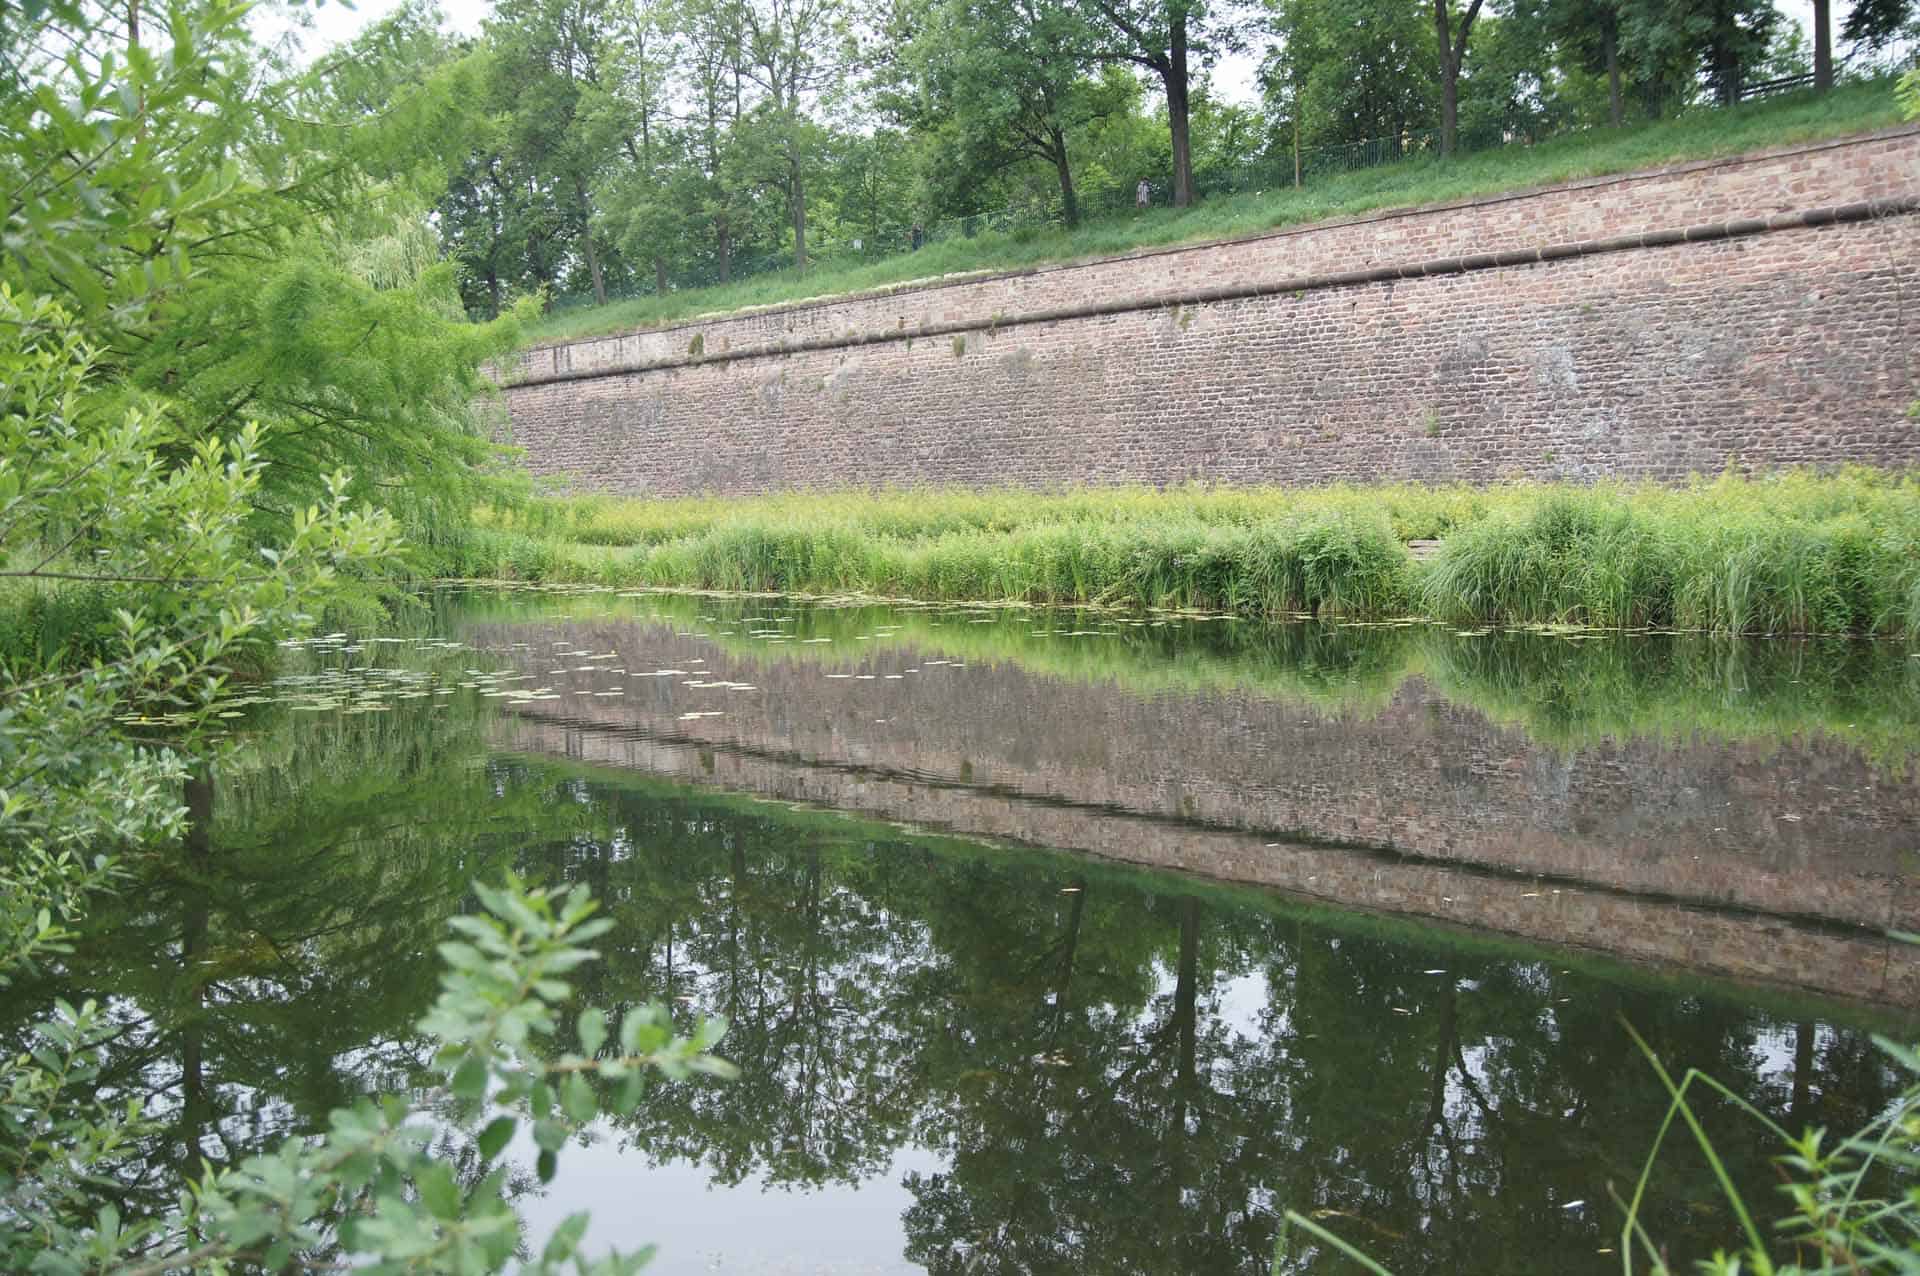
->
(463, 471), (1920, 636)
(4, 875), (734, 1274)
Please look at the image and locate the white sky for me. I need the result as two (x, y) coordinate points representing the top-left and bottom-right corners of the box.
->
(257, 0), (1828, 107)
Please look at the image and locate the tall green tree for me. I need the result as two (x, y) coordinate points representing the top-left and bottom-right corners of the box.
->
(1843, 0), (1920, 53)
(1620, 0), (1776, 109)
(1072, 0), (1242, 206)
(591, 0), (682, 294)
(484, 0), (631, 305)
(1539, 0), (1627, 125)
(1263, 0), (1433, 153)
(669, 0), (762, 282)
(735, 0), (859, 272)
(1431, 0), (1485, 155)
(890, 0), (1119, 227)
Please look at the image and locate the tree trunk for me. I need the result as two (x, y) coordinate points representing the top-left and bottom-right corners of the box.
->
(1422, 978), (1457, 1134)
(1052, 879), (1085, 1035)
(1166, 25), (1194, 207)
(1433, 1), (1458, 156)
(576, 180), (606, 306)
(791, 165), (808, 274)
(1813, 0), (1833, 91)
(1050, 126), (1080, 228)
(1605, 23), (1622, 126)
(654, 255), (668, 295)
(1791, 1021), (1816, 1129)
(529, 226), (554, 310)
(1432, 0), (1483, 158)
(176, 763), (214, 1182)
(728, 842), (745, 1021)
(1174, 898), (1198, 1089)
(1713, 41), (1740, 106)
(1170, 898), (1200, 1145)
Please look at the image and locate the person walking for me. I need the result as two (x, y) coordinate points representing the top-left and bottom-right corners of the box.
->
(1135, 179), (1151, 209)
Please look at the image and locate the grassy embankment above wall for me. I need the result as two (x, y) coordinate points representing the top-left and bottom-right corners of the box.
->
(525, 82), (1903, 346)
(440, 471), (1920, 638)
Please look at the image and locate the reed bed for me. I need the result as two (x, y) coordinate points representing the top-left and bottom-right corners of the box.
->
(448, 469), (1920, 637)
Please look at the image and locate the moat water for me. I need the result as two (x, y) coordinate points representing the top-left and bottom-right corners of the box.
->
(14, 587), (1920, 1273)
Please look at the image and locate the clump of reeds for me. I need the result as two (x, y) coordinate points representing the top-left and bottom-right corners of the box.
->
(0, 579), (121, 669)
(1420, 472), (1920, 635)
(630, 509), (1415, 615)
(474, 468), (1920, 637)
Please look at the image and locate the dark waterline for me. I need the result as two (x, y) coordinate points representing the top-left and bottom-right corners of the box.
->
(9, 587), (1920, 1274)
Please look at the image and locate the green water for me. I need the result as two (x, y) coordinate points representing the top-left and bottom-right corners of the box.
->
(10, 587), (1920, 1274)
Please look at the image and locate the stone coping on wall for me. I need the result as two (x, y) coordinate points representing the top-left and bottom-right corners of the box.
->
(505, 121), (1920, 379)
(507, 195), (1920, 388)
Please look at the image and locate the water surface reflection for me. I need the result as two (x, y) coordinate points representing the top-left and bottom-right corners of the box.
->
(4, 588), (1915, 1274)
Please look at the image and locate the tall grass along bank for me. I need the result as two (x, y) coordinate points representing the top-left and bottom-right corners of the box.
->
(433, 471), (1920, 639)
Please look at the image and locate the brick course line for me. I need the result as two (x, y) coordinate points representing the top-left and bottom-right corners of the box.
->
(515, 122), (1920, 356)
(503, 197), (1920, 387)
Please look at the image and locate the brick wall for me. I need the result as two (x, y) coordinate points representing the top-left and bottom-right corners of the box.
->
(462, 613), (1920, 1007)
(497, 128), (1920, 495)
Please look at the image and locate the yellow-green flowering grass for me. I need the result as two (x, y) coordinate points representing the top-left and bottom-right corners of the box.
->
(442, 469), (1920, 637)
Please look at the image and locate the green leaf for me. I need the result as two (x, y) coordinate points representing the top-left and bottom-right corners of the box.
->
(532, 1118), (567, 1153)
(418, 1163), (462, 1221)
(577, 1006), (607, 1057)
(614, 1070), (647, 1115)
(450, 1053), (488, 1103)
(562, 1072), (597, 1124)
(541, 1211), (592, 1265)
(476, 1115), (516, 1162)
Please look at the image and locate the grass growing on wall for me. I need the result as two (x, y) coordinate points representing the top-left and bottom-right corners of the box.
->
(439, 469), (1920, 638)
(525, 82), (1902, 346)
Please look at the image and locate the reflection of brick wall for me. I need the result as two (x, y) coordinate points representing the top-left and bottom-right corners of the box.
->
(496, 129), (1920, 495)
(496, 715), (1920, 1009)
(463, 617), (1920, 949)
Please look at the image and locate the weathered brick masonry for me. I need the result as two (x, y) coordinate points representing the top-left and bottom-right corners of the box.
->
(498, 128), (1920, 495)
(463, 613), (1920, 1007)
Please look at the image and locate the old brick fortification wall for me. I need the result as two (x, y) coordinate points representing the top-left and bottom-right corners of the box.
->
(497, 128), (1920, 495)
(462, 613), (1920, 1007)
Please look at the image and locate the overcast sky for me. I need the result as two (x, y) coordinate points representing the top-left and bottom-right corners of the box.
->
(257, 0), (1829, 106)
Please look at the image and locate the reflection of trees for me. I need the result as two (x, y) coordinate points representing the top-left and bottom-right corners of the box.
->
(0, 702), (577, 1227)
(8, 714), (1909, 1273)
(526, 789), (1908, 1276)
(537, 789), (941, 1188)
